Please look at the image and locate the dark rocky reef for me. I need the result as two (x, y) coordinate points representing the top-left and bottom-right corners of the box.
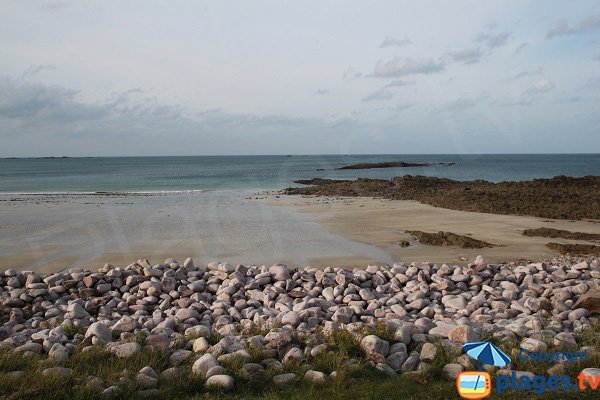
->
(546, 242), (600, 256)
(523, 228), (600, 242)
(407, 231), (493, 249)
(337, 161), (431, 170)
(285, 175), (600, 220)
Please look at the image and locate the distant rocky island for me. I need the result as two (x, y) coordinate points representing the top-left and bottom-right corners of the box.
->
(336, 161), (454, 170)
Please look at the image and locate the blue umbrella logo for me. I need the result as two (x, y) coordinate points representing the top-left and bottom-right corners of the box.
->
(463, 341), (511, 368)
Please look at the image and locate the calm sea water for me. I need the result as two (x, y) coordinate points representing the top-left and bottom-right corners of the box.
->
(0, 154), (598, 193)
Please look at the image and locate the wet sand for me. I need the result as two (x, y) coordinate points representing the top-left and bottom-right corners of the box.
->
(261, 196), (600, 264)
(0, 191), (392, 272)
(2, 191), (599, 272)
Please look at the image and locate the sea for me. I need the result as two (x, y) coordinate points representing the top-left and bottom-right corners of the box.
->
(0, 154), (599, 193)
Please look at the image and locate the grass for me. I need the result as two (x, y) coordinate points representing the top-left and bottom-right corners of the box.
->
(361, 321), (397, 343)
(62, 322), (84, 339)
(1, 323), (600, 400)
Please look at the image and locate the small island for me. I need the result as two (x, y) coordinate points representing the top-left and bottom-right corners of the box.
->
(336, 161), (455, 170)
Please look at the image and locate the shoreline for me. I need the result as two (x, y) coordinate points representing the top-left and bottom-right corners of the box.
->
(2, 189), (600, 271)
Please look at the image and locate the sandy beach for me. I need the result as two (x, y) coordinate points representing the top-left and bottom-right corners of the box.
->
(2, 190), (599, 272)
(261, 195), (600, 264)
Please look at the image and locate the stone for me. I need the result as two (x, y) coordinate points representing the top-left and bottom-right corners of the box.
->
(332, 307), (353, 324)
(206, 366), (227, 379)
(175, 308), (200, 322)
(304, 370), (327, 384)
(192, 353), (220, 377)
(111, 343), (141, 358)
(139, 366), (158, 379)
(112, 316), (137, 334)
(193, 337), (210, 353)
(136, 374), (158, 389)
(281, 311), (301, 327)
(86, 322), (112, 343)
(386, 351), (409, 370)
(205, 375), (235, 392)
(568, 308), (590, 321)
(361, 335), (389, 357)
(448, 325), (479, 343)
(273, 373), (297, 385)
(420, 343), (437, 361)
(442, 295), (467, 310)
(269, 265), (290, 281)
(160, 367), (182, 380)
(283, 347), (304, 364)
(15, 342), (43, 354)
(67, 303), (89, 319)
(573, 290), (600, 313)
(169, 350), (192, 366)
(443, 363), (464, 379)
(520, 338), (547, 353)
(553, 332), (577, 348)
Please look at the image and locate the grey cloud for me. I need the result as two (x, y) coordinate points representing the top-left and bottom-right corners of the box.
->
(0, 79), (378, 156)
(21, 64), (56, 78)
(315, 89), (329, 95)
(593, 53), (600, 61)
(514, 42), (528, 54)
(547, 15), (600, 38)
(379, 35), (412, 48)
(362, 88), (394, 102)
(372, 56), (445, 77)
(513, 67), (544, 79)
(384, 80), (415, 88)
(445, 47), (484, 64)
(445, 94), (488, 112)
(0, 79), (106, 121)
(475, 32), (510, 48)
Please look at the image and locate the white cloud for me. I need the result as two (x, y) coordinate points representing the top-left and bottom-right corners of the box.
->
(372, 56), (445, 77)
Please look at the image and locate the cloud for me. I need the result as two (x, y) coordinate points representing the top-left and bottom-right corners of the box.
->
(547, 15), (600, 38)
(379, 35), (412, 48)
(315, 88), (328, 95)
(0, 79), (107, 121)
(445, 47), (484, 64)
(593, 53), (600, 61)
(372, 56), (445, 77)
(342, 66), (362, 80)
(21, 64), (56, 78)
(514, 42), (528, 54)
(445, 93), (488, 112)
(474, 32), (510, 48)
(384, 80), (415, 88)
(524, 79), (555, 94)
(362, 88), (394, 102)
(512, 67), (544, 79)
(442, 31), (510, 66)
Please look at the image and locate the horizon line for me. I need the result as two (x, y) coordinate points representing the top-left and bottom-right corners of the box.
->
(3, 152), (600, 159)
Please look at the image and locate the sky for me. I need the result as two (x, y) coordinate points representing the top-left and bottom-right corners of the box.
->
(0, 1), (599, 156)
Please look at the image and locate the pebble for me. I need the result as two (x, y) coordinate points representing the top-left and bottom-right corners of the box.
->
(273, 373), (297, 385)
(205, 374), (235, 391)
